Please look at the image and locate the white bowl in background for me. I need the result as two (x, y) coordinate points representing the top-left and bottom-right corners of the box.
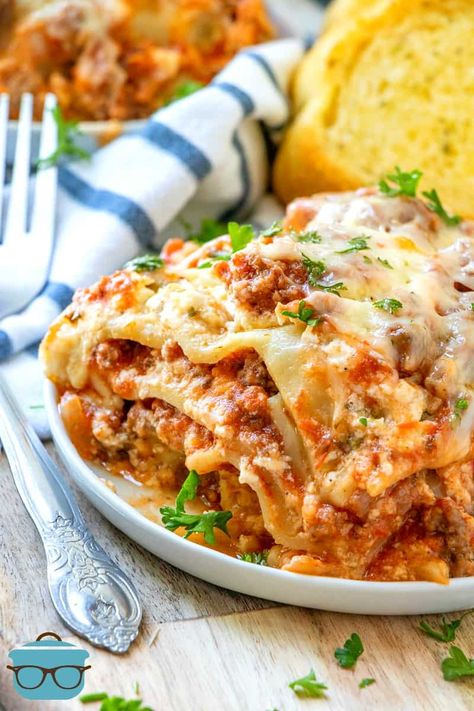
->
(45, 379), (474, 615)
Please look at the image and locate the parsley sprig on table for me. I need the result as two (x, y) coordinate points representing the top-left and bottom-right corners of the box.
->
(378, 166), (423, 198)
(334, 633), (364, 669)
(37, 105), (91, 169)
(359, 678), (376, 689)
(124, 254), (164, 271)
(159, 470), (232, 545)
(419, 615), (467, 643)
(282, 300), (321, 327)
(80, 692), (153, 710)
(288, 669), (328, 698)
(441, 647), (474, 681)
(337, 236), (371, 254)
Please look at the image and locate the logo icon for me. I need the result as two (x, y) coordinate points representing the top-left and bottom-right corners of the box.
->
(7, 632), (90, 700)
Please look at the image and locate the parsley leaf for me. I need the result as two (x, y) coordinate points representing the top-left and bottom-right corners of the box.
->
(452, 398), (469, 422)
(377, 257), (393, 269)
(124, 254), (164, 271)
(228, 222), (255, 252)
(166, 80), (204, 105)
(37, 105), (91, 169)
(422, 189), (461, 226)
(373, 298), (403, 314)
(198, 252), (231, 268)
(237, 551), (269, 565)
(185, 218), (226, 244)
(363, 255), (373, 264)
(337, 236), (371, 254)
(359, 417), (368, 426)
(441, 646), (474, 681)
(420, 616), (464, 643)
(296, 231), (322, 244)
(80, 693), (153, 710)
(302, 253), (326, 286)
(359, 678), (376, 689)
(379, 166), (423, 198)
(316, 281), (347, 296)
(260, 220), (283, 237)
(288, 669), (327, 698)
(334, 633), (364, 669)
(159, 470), (232, 545)
(282, 300), (321, 327)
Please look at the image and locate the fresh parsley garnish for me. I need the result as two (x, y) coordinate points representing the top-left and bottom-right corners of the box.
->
(159, 470), (232, 545)
(198, 252), (231, 268)
(296, 231), (322, 244)
(337, 236), (370, 254)
(359, 678), (376, 689)
(441, 646), (474, 681)
(419, 614), (469, 643)
(422, 189), (461, 226)
(124, 254), (164, 271)
(80, 693), (153, 709)
(288, 669), (327, 698)
(260, 220), (283, 237)
(359, 417), (368, 427)
(228, 222), (255, 252)
(471, 303), (474, 311)
(282, 300), (321, 327)
(37, 105), (91, 169)
(166, 80), (204, 105)
(373, 298), (403, 314)
(377, 257), (393, 269)
(363, 255), (373, 264)
(185, 218), (226, 244)
(379, 167), (423, 198)
(334, 633), (364, 669)
(453, 398), (469, 420)
(316, 281), (347, 296)
(302, 253), (326, 286)
(237, 551), (269, 565)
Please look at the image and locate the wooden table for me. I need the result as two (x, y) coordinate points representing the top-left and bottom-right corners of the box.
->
(1, 447), (473, 711)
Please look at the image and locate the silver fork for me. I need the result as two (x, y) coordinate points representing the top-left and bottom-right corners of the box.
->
(0, 372), (142, 653)
(0, 93), (58, 320)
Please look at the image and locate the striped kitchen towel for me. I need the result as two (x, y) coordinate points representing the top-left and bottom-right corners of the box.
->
(0, 0), (326, 436)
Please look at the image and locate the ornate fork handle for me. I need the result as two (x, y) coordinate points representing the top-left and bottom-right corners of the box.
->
(0, 373), (141, 653)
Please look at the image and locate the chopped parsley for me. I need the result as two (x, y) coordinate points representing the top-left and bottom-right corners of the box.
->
(288, 669), (327, 698)
(363, 255), (373, 264)
(471, 303), (474, 311)
(260, 220), (283, 237)
(166, 80), (204, 105)
(441, 646), (474, 681)
(124, 254), (164, 271)
(80, 693), (153, 710)
(359, 678), (376, 689)
(334, 633), (364, 669)
(302, 253), (326, 286)
(296, 231), (322, 244)
(316, 281), (347, 296)
(422, 189), (461, 226)
(359, 417), (368, 427)
(373, 298), (403, 314)
(419, 613), (472, 643)
(337, 236), (371, 254)
(228, 222), (255, 252)
(378, 166), (423, 198)
(37, 105), (91, 169)
(159, 470), (232, 545)
(198, 252), (231, 269)
(452, 397), (469, 421)
(377, 257), (393, 269)
(185, 218), (226, 244)
(282, 300), (321, 327)
(237, 551), (269, 565)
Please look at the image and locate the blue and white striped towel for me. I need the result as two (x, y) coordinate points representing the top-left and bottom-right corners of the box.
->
(0, 0), (326, 437)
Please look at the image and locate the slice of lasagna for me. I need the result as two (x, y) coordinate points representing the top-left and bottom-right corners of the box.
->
(40, 189), (474, 582)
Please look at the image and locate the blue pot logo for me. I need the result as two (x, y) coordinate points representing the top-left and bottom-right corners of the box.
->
(7, 632), (90, 700)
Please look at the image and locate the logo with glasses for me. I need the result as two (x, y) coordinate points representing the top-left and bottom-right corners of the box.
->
(7, 632), (90, 700)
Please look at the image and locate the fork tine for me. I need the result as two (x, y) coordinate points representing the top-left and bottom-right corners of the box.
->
(0, 94), (9, 237)
(30, 93), (58, 240)
(3, 93), (33, 245)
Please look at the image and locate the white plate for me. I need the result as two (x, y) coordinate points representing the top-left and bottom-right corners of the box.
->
(45, 380), (474, 615)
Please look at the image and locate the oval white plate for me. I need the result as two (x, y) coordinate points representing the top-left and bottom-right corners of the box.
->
(45, 380), (474, 615)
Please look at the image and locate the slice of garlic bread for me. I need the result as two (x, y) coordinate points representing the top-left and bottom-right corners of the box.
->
(274, 0), (474, 218)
